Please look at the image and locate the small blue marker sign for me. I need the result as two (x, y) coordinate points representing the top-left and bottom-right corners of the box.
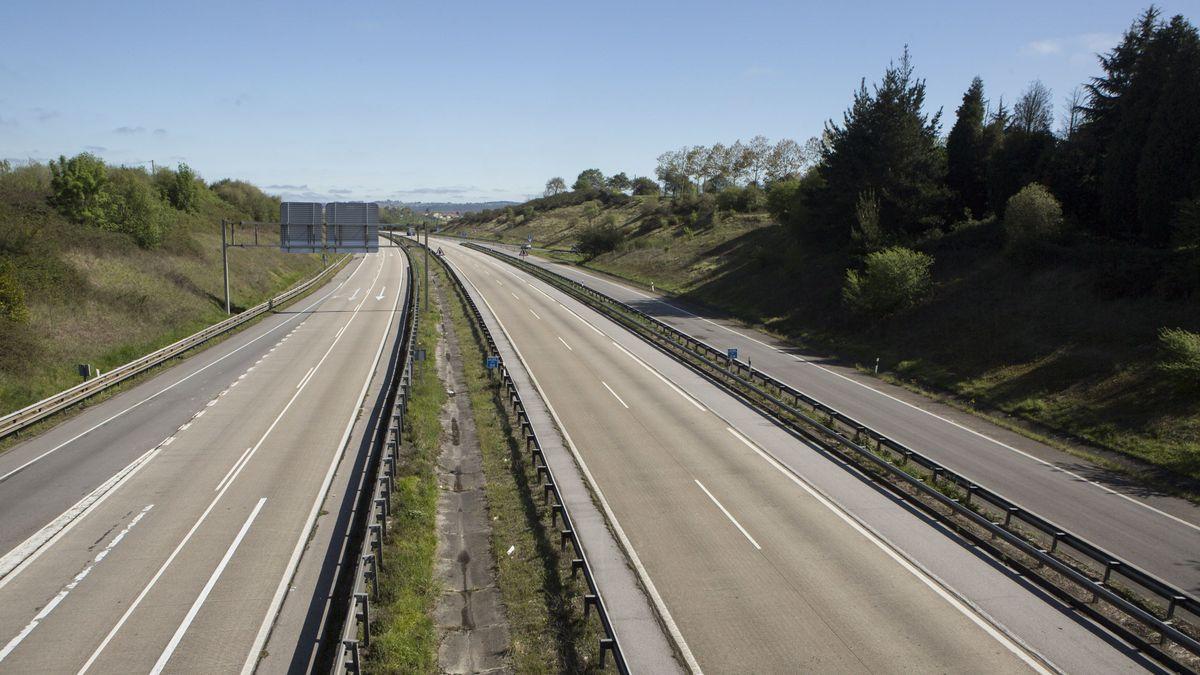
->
(726, 348), (738, 361)
(486, 356), (500, 370)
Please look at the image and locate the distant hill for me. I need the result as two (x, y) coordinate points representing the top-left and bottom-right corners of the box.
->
(378, 200), (518, 215)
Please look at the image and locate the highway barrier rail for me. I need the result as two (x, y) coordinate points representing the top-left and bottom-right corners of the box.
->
(0, 256), (349, 442)
(419, 238), (629, 673)
(332, 237), (418, 674)
(465, 241), (1200, 672)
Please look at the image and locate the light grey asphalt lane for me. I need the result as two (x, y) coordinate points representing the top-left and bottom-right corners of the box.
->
(479, 241), (1200, 596)
(0, 256), (355, 563)
(0, 244), (406, 672)
(438, 239), (1157, 674)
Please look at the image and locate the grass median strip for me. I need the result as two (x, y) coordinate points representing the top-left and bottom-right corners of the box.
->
(432, 246), (610, 673)
(365, 256), (445, 673)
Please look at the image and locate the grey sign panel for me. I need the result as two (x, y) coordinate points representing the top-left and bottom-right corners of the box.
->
(280, 202), (324, 253)
(325, 202), (379, 252)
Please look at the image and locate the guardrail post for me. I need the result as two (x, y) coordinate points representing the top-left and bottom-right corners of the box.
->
(1167, 596), (1185, 621)
(370, 524), (383, 569)
(583, 594), (598, 620)
(342, 639), (360, 674)
(363, 554), (377, 599)
(355, 592), (371, 648)
(600, 638), (615, 669)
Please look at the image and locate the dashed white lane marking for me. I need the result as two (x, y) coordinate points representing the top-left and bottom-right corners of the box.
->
(601, 381), (629, 409)
(238, 374), (247, 380)
(610, 341), (706, 411)
(557, 336), (573, 352)
(0, 505), (153, 663)
(694, 479), (760, 550)
(192, 410), (205, 419)
(161, 436), (175, 447)
(529, 309), (541, 320)
(151, 498), (266, 674)
(206, 399), (218, 407)
(722, 427), (1050, 673)
(177, 423), (191, 432)
(511, 292), (519, 300)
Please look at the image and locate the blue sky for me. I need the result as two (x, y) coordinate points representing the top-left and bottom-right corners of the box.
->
(0, 1), (1189, 203)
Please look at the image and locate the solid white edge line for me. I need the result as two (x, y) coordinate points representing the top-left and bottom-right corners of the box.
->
(240, 247), (403, 673)
(693, 480), (761, 550)
(441, 249), (703, 674)
(215, 448), (254, 493)
(610, 341), (707, 412)
(550, 260), (1200, 534)
(723, 426), (1053, 674)
(0, 257), (367, 487)
(296, 366), (316, 390)
(151, 497), (266, 674)
(600, 381), (629, 409)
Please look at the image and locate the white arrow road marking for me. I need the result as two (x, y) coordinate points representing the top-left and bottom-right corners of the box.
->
(375, 286), (386, 300)
(348, 288), (360, 301)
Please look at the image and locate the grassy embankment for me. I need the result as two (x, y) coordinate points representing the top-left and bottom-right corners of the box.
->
(448, 197), (1200, 488)
(0, 164), (326, 416)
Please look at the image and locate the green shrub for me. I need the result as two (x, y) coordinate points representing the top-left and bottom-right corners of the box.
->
(575, 224), (624, 258)
(741, 183), (767, 212)
(1004, 182), (1064, 252)
(1157, 327), (1200, 385)
(0, 261), (29, 323)
(157, 163), (200, 212)
(48, 153), (111, 226)
(212, 179), (280, 221)
(631, 177), (660, 196)
(843, 246), (934, 317)
(716, 186), (744, 211)
(106, 170), (168, 248)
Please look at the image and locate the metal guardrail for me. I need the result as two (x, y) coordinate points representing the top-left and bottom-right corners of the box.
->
(0, 256), (350, 441)
(418, 238), (629, 673)
(466, 241), (1200, 671)
(332, 235), (418, 674)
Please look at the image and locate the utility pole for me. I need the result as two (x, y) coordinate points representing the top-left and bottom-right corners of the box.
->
(221, 219), (231, 314)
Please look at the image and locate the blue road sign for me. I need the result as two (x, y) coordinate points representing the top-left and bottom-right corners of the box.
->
(727, 348), (738, 361)
(486, 356), (500, 370)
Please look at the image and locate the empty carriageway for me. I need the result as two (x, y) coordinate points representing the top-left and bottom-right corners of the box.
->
(0, 243), (407, 673)
(434, 237), (1159, 674)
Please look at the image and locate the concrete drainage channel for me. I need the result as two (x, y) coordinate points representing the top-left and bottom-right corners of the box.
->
(418, 239), (634, 673)
(464, 241), (1200, 673)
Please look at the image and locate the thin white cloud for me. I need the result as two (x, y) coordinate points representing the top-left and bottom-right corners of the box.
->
(1023, 32), (1119, 60)
(114, 125), (146, 134)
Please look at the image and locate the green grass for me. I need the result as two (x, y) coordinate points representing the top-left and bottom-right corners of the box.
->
(450, 200), (1200, 490)
(365, 256), (446, 673)
(436, 249), (609, 673)
(0, 164), (326, 415)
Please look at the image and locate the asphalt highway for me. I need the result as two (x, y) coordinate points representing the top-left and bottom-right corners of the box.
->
(483, 243), (1200, 597)
(436, 238), (1156, 674)
(0, 244), (406, 672)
